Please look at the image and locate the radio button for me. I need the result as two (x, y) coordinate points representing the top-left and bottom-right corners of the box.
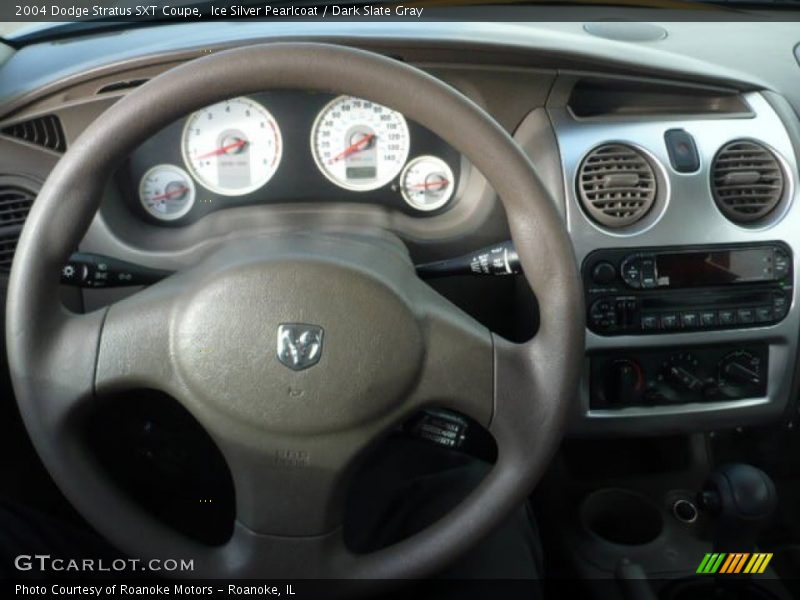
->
(718, 310), (737, 325)
(680, 312), (700, 328)
(640, 258), (657, 289)
(621, 257), (642, 288)
(661, 313), (680, 329)
(700, 311), (718, 327)
(756, 306), (774, 323)
(774, 249), (790, 279)
(737, 308), (756, 324)
(773, 293), (788, 318)
(641, 315), (660, 330)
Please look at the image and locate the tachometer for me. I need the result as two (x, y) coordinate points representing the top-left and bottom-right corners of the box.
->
(139, 164), (196, 221)
(310, 95), (410, 191)
(181, 97), (282, 196)
(400, 155), (455, 211)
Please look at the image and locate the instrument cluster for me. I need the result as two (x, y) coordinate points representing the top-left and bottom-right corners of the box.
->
(124, 91), (462, 224)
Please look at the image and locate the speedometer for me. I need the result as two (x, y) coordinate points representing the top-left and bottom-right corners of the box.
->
(181, 97), (282, 196)
(310, 96), (410, 191)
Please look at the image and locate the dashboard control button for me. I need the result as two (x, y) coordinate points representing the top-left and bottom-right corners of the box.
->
(641, 314), (659, 330)
(700, 311), (718, 327)
(680, 312), (700, 328)
(640, 258), (657, 288)
(621, 256), (642, 288)
(664, 129), (700, 173)
(773, 293), (788, 318)
(661, 313), (679, 329)
(774, 249), (790, 279)
(592, 261), (617, 285)
(756, 306), (774, 323)
(718, 310), (737, 326)
(737, 308), (756, 324)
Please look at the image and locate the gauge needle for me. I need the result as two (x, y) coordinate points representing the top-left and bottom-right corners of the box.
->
(329, 133), (376, 164)
(410, 179), (450, 190)
(149, 186), (189, 202)
(196, 138), (248, 160)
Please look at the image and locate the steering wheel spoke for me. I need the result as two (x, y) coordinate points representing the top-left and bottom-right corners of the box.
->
(94, 274), (183, 397)
(407, 284), (495, 427)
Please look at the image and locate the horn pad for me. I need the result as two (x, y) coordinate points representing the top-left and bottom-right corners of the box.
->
(173, 245), (424, 435)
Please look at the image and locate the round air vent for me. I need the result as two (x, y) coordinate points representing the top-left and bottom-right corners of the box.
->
(711, 140), (784, 224)
(577, 144), (657, 229)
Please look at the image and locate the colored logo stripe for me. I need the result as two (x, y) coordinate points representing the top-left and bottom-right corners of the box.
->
(697, 553), (773, 575)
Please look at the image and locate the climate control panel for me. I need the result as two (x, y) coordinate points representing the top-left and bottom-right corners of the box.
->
(590, 344), (768, 409)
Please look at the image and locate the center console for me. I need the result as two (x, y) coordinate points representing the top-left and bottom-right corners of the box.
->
(545, 89), (800, 435)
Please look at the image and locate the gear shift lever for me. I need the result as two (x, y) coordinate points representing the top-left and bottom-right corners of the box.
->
(699, 463), (777, 552)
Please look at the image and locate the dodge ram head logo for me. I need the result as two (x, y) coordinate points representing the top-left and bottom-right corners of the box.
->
(277, 324), (324, 371)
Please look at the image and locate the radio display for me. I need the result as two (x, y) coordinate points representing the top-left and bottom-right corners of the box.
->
(656, 248), (775, 287)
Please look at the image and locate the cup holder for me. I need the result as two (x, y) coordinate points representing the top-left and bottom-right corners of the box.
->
(580, 488), (664, 546)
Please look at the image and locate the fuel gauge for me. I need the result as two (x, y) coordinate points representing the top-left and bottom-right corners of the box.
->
(400, 156), (454, 212)
(139, 164), (196, 221)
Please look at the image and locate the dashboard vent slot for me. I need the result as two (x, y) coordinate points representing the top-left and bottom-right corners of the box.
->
(96, 78), (149, 94)
(577, 144), (657, 228)
(0, 233), (18, 271)
(711, 140), (784, 223)
(0, 185), (35, 228)
(1, 114), (66, 153)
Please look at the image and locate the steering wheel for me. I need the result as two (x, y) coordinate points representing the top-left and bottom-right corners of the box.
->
(6, 44), (583, 579)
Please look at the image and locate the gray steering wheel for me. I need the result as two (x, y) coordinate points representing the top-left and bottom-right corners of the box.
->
(5, 43), (583, 579)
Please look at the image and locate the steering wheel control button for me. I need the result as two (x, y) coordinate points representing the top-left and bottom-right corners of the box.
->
(664, 129), (700, 173)
(591, 261), (617, 285)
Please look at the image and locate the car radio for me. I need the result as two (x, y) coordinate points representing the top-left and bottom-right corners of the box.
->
(583, 243), (792, 335)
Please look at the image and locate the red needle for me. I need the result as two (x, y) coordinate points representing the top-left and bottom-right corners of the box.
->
(150, 186), (189, 202)
(410, 179), (450, 190)
(329, 133), (375, 164)
(196, 139), (247, 160)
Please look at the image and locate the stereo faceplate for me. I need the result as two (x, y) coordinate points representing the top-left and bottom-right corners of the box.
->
(583, 243), (793, 336)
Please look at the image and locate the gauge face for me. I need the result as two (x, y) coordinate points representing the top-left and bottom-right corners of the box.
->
(311, 95), (410, 191)
(139, 164), (196, 221)
(181, 97), (282, 196)
(400, 155), (455, 211)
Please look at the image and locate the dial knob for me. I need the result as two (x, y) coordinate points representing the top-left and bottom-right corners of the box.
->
(603, 359), (644, 406)
(719, 350), (764, 396)
(592, 261), (617, 285)
(661, 352), (703, 392)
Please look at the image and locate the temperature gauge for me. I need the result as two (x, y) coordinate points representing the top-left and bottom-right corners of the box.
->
(399, 156), (454, 212)
(139, 164), (196, 221)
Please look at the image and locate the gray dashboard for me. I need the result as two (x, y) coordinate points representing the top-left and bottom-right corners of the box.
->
(1, 20), (799, 437)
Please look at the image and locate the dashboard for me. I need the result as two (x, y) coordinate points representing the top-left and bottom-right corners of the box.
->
(124, 91), (462, 224)
(1, 21), (800, 438)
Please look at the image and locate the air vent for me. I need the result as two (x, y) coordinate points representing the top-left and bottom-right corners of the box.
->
(577, 144), (657, 228)
(96, 78), (149, 94)
(711, 140), (784, 224)
(0, 179), (37, 272)
(0, 234), (17, 271)
(1, 114), (66, 153)
(0, 185), (35, 228)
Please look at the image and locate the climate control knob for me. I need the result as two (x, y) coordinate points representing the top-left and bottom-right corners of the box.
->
(719, 350), (764, 397)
